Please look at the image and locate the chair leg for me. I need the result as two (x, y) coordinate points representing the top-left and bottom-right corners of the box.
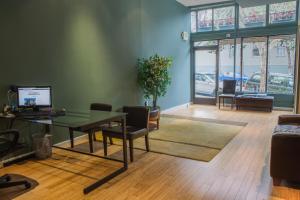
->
(157, 119), (160, 130)
(103, 135), (108, 156)
(69, 128), (74, 148)
(109, 137), (113, 145)
(93, 132), (97, 141)
(129, 139), (134, 162)
(145, 135), (150, 152)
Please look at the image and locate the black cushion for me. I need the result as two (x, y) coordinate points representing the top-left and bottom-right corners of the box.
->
(102, 126), (148, 139)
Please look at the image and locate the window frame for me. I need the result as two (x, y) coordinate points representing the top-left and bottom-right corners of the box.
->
(190, 0), (299, 34)
(239, 5), (267, 29)
(268, 1), (298, 25)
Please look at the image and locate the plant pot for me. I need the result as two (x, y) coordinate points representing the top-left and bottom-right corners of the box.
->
(147, 106), (160, 131)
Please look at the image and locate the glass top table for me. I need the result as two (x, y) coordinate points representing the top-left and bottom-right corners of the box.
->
(27, 110), (126, 130)
(14, 110), (128, 194)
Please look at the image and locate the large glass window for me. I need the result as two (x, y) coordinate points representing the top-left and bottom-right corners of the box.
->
(191, 1), (298, 33)
(197, 9), (213, 32)
(214, 6), (235, 31)
(195, 49), (217, 98)
(269, 1), (297, 24)
(191, 11), (197, 33)
(219, 39), (235, 91)
(243, 37), (267, 93)
(268, 35), (296, 94)
(239, 5), (266, 28)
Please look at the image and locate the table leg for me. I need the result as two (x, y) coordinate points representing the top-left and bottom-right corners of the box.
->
(69, 128), (74, 148)
(88, 130), (94, 153)
(219, 97), (221, 109)
(121, 117), (128, 169)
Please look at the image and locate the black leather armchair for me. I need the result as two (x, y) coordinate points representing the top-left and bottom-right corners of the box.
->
(270, 115), (300, 186)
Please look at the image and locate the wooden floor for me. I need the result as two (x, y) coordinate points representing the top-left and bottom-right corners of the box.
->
(2, 105), (300, 200)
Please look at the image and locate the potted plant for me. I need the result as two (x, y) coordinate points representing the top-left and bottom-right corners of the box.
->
(137, 54), (173, 129)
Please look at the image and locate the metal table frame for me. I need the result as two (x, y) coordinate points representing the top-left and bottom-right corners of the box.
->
(14, 111), (128, 194)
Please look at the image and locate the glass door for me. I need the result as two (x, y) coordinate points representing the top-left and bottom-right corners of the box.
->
(194, 47), (218, 104)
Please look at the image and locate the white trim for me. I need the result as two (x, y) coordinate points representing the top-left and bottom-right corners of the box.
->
(161, 102), (193, 114)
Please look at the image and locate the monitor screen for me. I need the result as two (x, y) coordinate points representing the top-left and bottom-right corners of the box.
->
(17, 86), (52, 108)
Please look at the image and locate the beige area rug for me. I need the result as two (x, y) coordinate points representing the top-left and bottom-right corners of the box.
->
(96, 115), (245, 162)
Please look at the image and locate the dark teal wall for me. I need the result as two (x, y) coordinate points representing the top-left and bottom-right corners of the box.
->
(141, 0), (191, 109)
(0, 0), (142, 112)
(0, 0), (190, 112)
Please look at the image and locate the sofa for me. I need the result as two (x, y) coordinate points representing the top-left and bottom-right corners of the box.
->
(270, 114), (300, 186)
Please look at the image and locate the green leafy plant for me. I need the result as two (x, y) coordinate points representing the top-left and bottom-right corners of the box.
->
(137, 54), (173, 108)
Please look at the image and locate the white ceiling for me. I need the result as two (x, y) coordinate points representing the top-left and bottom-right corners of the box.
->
(176, 0), (230, 7)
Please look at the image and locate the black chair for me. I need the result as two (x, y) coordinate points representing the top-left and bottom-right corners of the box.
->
(102, 106), (150, 162)
(69, 103), (113, 153)
(90, 103), (113, 144)
(0, 129), (31, 189)
(218, 80), (237, 109)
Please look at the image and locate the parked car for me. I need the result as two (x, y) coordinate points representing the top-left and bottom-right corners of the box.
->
(245, 72), (294, 94)
(195, 72), (248, 96)
(195, 73), (216, 96)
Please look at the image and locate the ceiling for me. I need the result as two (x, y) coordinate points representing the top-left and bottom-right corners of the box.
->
(176, 0), (294, 7)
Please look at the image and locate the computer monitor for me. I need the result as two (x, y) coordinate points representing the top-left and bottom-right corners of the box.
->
(17, 86), (52, 109)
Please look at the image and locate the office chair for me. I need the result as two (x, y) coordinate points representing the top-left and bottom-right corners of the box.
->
(102, 106), (150, 162)
(218, 80), (237, 109)
(0, 129), (31, 189)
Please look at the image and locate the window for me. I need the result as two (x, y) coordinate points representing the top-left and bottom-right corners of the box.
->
(268, 35), (296, 94)
(239, 5), (266, 28)
(194, 40), (218, 47)
(197, 9), (212, 32)
(269, 1), (297, 24)
(191, 11), (197, 33)
(243, 37), (267, 93)
(219, 39), (235, 91)
(214, 6), (235, 31)
(252, 46), (261, 57)
(276, 46), (286, 57)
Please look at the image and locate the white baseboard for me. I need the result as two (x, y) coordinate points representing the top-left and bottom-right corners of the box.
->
(161, 102), (193, 114)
